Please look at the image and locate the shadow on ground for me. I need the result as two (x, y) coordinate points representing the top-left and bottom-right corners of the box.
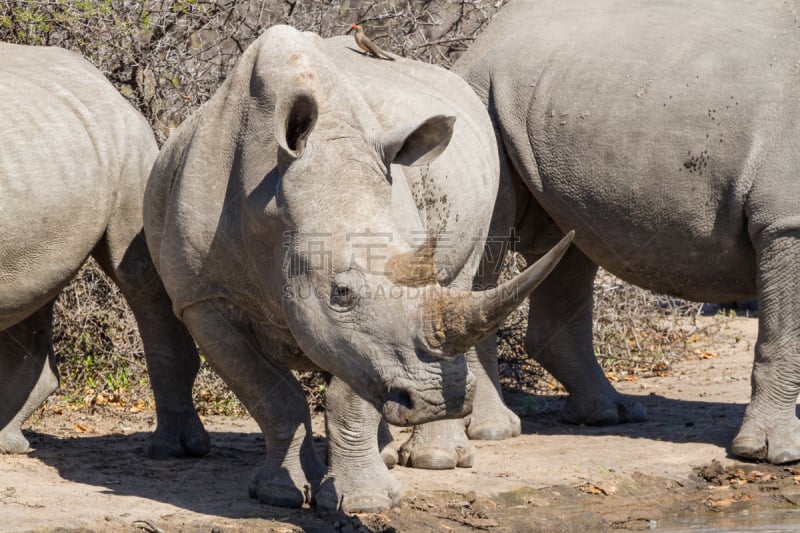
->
(508, 392), (749, 456)
(25, 430), (386, 531)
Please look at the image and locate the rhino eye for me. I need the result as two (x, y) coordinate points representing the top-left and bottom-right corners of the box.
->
(330, 283), (356, 310)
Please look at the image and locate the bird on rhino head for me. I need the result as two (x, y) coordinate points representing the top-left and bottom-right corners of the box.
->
(350, 24), (395, 60)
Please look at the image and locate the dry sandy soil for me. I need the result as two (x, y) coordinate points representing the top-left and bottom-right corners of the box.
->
(4, 316), (800, 532)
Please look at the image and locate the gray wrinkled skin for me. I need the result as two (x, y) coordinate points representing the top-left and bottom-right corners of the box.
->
(0, 44), (208, 459)
(145, 25), (571, 512)
(455, 0), (800, 463)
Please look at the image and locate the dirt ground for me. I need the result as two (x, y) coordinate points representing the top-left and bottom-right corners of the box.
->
(4, 316), (800, 532)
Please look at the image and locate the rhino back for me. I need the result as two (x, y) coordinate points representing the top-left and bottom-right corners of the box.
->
(0, 44), (156, 326)
(457, 0), (800, 300)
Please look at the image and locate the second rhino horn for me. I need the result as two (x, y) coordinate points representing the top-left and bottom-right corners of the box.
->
(385, 234), (438, 288)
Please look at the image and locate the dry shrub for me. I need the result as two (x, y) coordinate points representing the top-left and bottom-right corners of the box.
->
(3, 1), (719, 413)
(50, 260), (241, 415)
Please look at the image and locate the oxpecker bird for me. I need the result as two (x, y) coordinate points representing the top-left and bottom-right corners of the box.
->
(351, 24), (395, 61)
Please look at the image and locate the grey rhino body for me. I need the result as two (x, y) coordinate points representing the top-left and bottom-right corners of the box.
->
(0, 44), (208, 458)
(145, 25), (570, 512)
(455, 0), (800, 462)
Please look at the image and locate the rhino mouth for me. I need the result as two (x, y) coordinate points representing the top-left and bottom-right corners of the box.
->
(381, 371), (476, 426)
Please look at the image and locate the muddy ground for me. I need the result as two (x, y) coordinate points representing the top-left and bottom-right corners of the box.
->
(4, 316), (800, 532)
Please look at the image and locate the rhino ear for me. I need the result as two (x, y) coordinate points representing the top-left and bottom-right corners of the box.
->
(275, 89), (318, 167)
(376, 115), (456, 167)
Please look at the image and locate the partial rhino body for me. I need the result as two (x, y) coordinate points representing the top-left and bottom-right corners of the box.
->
(145, 25), (571, 512)
(0, 44), (208, 458)
(455, 0), (800, 462)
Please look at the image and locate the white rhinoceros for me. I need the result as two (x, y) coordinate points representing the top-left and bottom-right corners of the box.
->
(144, 24), (572, 512)
(0, 44), (208, 458)
(455, 0), (800, 463)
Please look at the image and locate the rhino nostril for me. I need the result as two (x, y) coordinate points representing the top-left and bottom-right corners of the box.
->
(382, 388), (416, 426)
(389, 389), (413, 411)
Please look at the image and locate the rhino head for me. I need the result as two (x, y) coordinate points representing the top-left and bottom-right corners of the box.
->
(262, 86), (573, 426)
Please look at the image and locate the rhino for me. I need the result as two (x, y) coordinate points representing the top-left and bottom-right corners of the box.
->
(144, 24), (572, 512)
(453, 0), (800, 463)
(0, 44), (208, 458)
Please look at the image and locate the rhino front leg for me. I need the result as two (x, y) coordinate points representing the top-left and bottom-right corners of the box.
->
(93, 231), (209, 458)
(732, 225), (800, 464)
(182, 303), (325, 508)
(0, 303), (58, 454)
(524, 245), (647, 426)
(318, 376), (402, 512)
(465, 334), (521, 440)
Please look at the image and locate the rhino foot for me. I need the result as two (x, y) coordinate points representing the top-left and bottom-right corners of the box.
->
(466, 405), (521, 441)
(248, 434), (324, 509)
(732, 417), (800, 464)
(562, 392), (647, 426)
(399, 420), (474, 469)
(144, 410), (210, 459)
(249, 478), (308, 508)
(0, 428), (31, 454)
(316, 467), (402, 513)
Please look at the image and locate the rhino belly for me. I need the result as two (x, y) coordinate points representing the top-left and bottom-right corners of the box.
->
(529, 115), (759, 302)
(0, 93), (113, 329)
(0, 170), (109, 329)
(571, 213), (757, 303)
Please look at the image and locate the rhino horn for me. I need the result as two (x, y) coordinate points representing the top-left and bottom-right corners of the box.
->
(386, 234), (438, 287)
(422, 231), (574, 357)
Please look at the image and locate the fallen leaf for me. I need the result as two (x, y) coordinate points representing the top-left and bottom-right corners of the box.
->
(74, 423), (87, 433)
(706, 497), (735, 510)
(747, 470), (775, 483)
(578, 482), (616, 496)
